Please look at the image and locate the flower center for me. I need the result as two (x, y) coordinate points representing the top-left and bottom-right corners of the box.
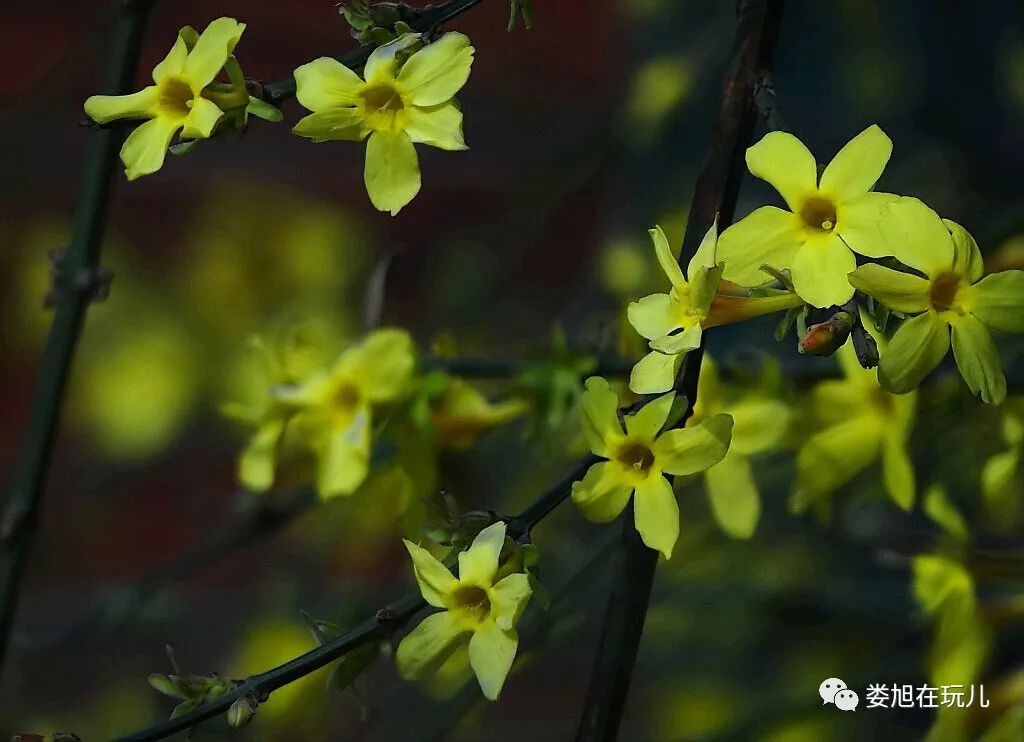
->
(452, 585), (491, 622)
(360, 83), (406, 129)
(929, 272), (963, 313)
(800, 197), (837, 232)
(331, 382), (362, 415)
(616, 441), (656, 475)
(158, 77), (195, 118)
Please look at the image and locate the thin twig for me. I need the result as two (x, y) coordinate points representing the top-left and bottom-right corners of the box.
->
(0, 0), (155, 675)
(575, 1), (785, 739)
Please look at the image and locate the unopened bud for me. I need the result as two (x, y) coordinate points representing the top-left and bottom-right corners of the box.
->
(799, 311), (855, 356)
(227, 697), (258, 729)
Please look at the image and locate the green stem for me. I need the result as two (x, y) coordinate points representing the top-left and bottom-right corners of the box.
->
(575, 1), (785, 739)
(0, 0), (154, 675)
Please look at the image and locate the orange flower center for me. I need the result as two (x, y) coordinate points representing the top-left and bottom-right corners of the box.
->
(452, 585), (491, 621)
(929, 272), (963, 313)
(158, 77), (194, 118)
(800, 197), (837, 232)
(616, 441), (655, 475)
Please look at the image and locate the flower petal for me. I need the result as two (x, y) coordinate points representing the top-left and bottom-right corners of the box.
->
(84, 87), (158, 124)
(337, 328), (416, 402)
(968, 271), (1024, 332)
(628, 293), (680, 341)
(468, 620), (517, 700)
(405, 102), (467, 150)
(238, 419), (285, 492)
(689, 263), (724, 316)
(950, 314), (1006, 405)
(879, 311), (950, 394)
(633, 475), (679, 558)
(364, 33), (422, 84)
(398, 32), (475, 106)
(182, 17), (246, 90)
(649, 225), (686, 290)
(294, 57), (364, 111)
(819, 124), (892, 202)
(629, 349), (684, 395)
(882, 432), (915, 510)
(579, 376), (623, 457)
(458, 522), (506, 586)
(404, 539), (460, 608)
(687, 218), (720, 278)
(790, 234), (857, 308)
(120, 117), (181, 180)
(396, 611), (468, 680)
(654, 413), (733, 476)
(847, 263), (931, 313)
(745, 131), (818, 212)
(649, 323), (702, 354)
(317, 413), (372, 498)
(705, 451), (760, 539)
(364, 130), (421, 215)
(793, 416), (882, 507)
(181, 97), (223, 139)
(571, 461), (633, 523)
(152, 35), (188, 83)
(878, 197), (955, 277)
(489, 573), (532, 631)
(293, 108), (370, 143)
(836, 190), (899, 258)
(945, 219), (985, 283)
(729, 397), (791, 455)
(624, 392), (675, 441)
(717, 206), (804, 287)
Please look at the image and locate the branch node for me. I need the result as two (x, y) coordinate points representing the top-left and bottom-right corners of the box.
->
(44, 249), (114, 309)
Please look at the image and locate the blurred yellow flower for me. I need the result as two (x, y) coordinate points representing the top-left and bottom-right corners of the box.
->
(430, 379), (528, 449)
(718, 125), (897, 308)
(792, 336), (916, 512)
(689, 357), (792, 539)
(84, 18), (247, 179)
(293, 32), (474, 215)
(396, 522), (532, 700)
(849, 198), (1024, 404)
(981, 399), (1024, 527)
(571, 377), (733, 558)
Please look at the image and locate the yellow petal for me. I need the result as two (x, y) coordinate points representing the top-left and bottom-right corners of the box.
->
(649, 225), (686, 289)
(819, 124), (892, 202)
(571, 461), (633, 522)
(120, 117), (181, 180)
(181, 97), (223, 139)
(405, 102), (467, 150)
(633, 474), (679, 558)
(879, 311), (950, 394)
(398, 32), (475, 106)
(458, 522), (505, 586)
(847, 263), (931, 313)
(364, 33), (422, 84)
(705, 450), (760, 539)
(689, 263), (724, 316)
(579, 376), (623, 456)
(396, 611), (468, 680)
(686, 217), (720, 279)
(468, 620), (517, 700)
(364, 130), (421, 215)
(836, 190), (899, 258)
(728, 397), (790, 455)
(654, 413), (733, 476)
(628, 293), (681, 341)
(745, 131), (817, 212)
(882, 432), (915, 510)
(950, 314), (1006, 405)
(337, 328), (416, 402)
(649, 323), (702, 354)
(293, 108), (369, 142)
(238, 419), (285, 492)
(968, 271), (1024, 332)
(182, 17), (246, 90)
(629, 349), (683, 395)
(790, 234), (857, 308)
(404, 539), (460, 607)
(316, 411), (371, 498)
(294, 57), (364, 111)
(923, 485), (968, 541)
(624, 391), (675, 441)
(982, 450), (1022, 517)
(878, 197), (954, 277)
(793, 416), (881, 504)
(717, 206), (804, 286)
(944, 219), (985, 283)
(152, 34), (188, 83)
(84, 87), (158, 124)
(489, 573), (532, 631)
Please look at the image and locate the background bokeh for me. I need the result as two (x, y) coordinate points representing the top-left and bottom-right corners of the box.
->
(2, 0), (1024, 739)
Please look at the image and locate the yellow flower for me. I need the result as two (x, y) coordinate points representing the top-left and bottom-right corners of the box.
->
(396, 522), (532, 700)
(981, 399), (1024, 526)
(430, 379), (528, 449)
(84, 18), (247, 180)
(849, 198), (1024, 404)
(292, 32), (474, 215)
(717, 125), (897, 308)
(269, 329), (416, 498)
(628, 221), (802, 394)
(689, 357), (791, 539)
(792, 336), (916, 512)
(571, 377), (733, 558)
